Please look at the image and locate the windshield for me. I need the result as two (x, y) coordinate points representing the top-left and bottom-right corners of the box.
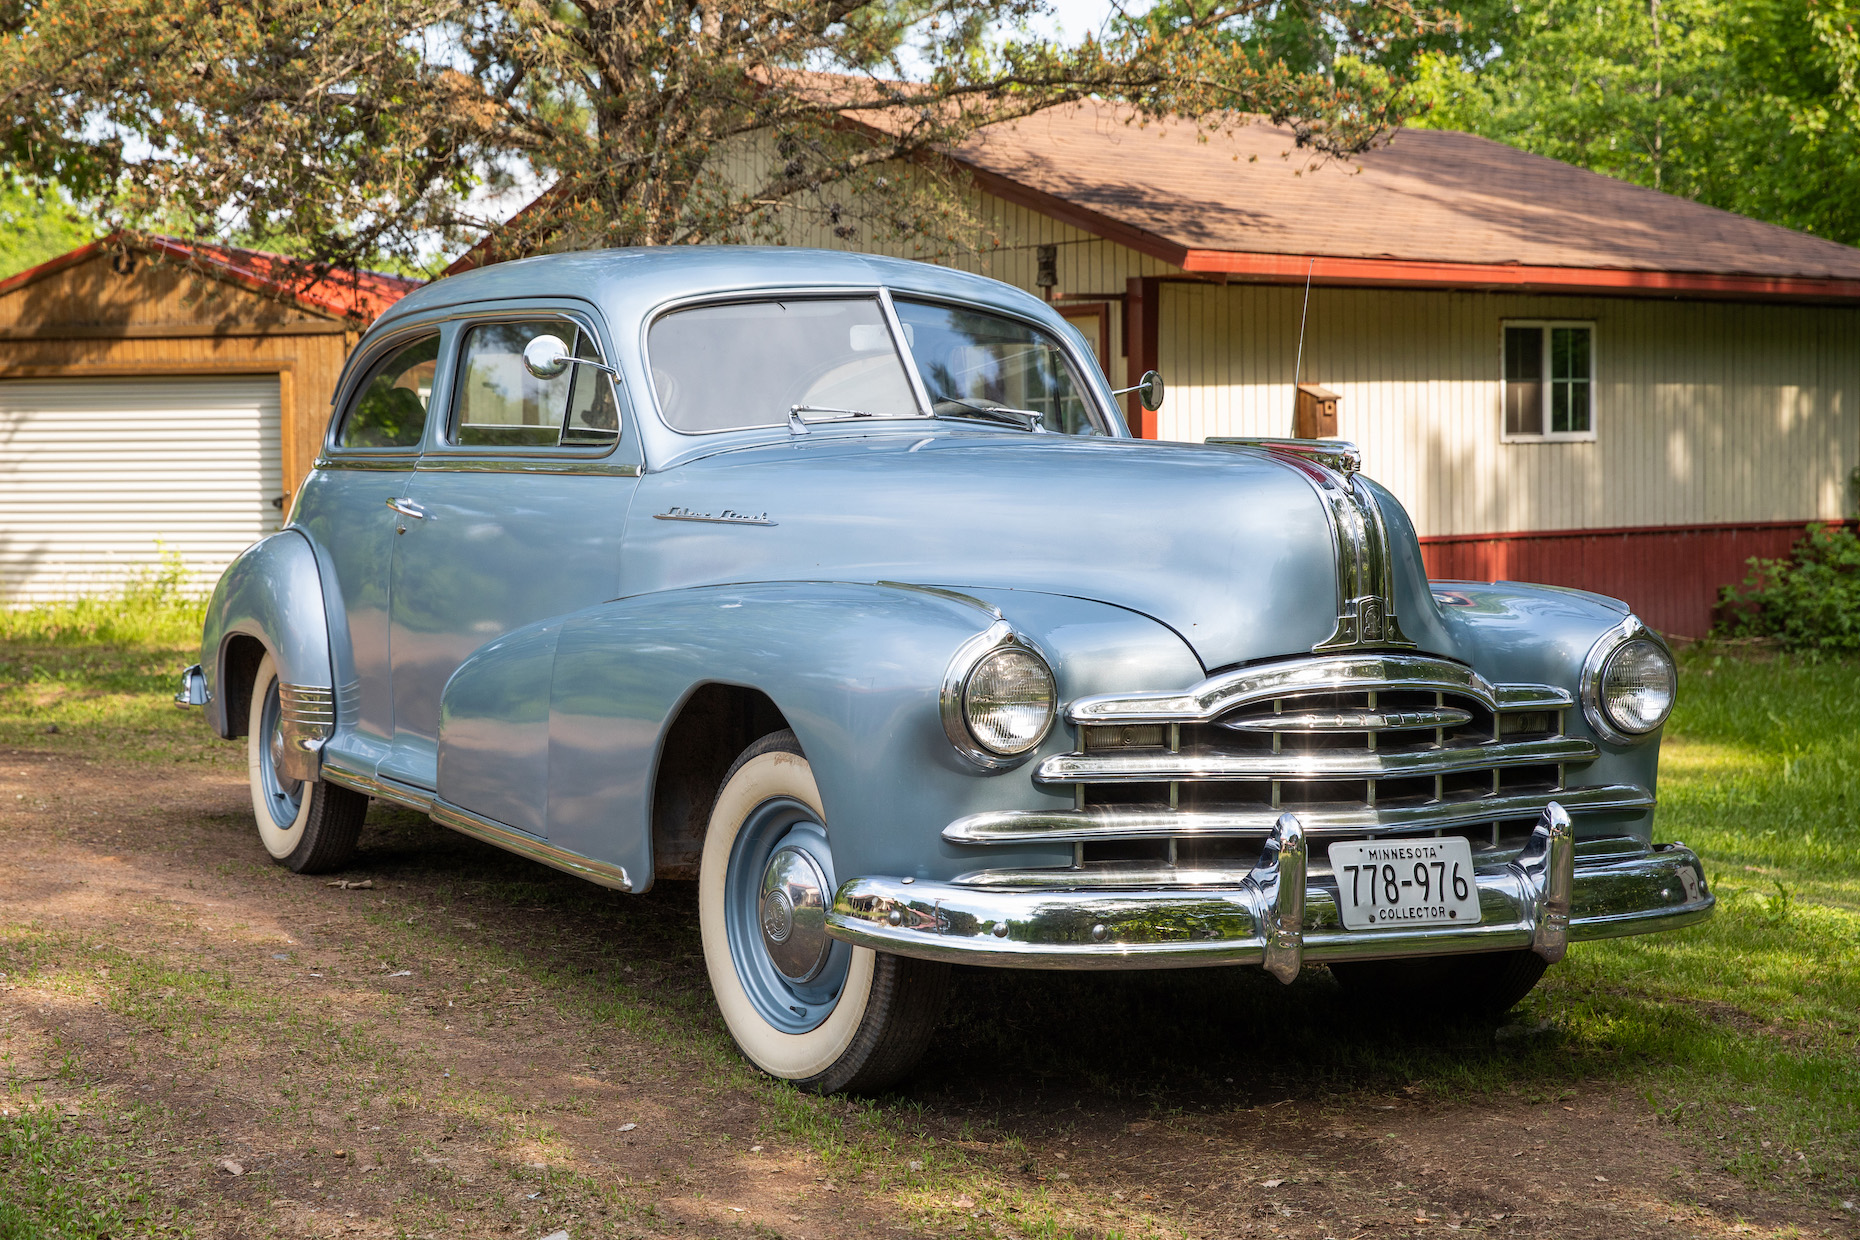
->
(648, 297), (919, 433)
(892, 299), (1107, 436)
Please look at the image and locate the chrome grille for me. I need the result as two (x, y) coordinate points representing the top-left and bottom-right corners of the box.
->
(946, 654), (1654, 890)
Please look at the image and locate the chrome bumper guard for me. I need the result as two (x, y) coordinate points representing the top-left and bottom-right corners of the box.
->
(174, 664), (209, 709)
(826, 803), (1714, 973)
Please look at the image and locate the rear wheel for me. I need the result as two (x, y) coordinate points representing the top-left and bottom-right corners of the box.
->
(1329, 949), (1549, 1018)
(247, 652), (367, 874)
(698, 729), (949, 1093)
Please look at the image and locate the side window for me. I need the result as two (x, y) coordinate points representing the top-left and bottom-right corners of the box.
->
(336, 334), (440, 450)
(452, 319), (620, 450)
(1503, 321), (1594, 440)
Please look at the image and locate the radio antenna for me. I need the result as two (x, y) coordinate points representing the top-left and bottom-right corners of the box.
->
(1291, 256), (1315, 428)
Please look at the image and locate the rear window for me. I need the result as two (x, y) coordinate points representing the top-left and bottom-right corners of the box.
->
(335, 334), (439, 450)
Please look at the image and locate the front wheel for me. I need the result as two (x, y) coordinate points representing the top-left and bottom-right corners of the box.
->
(247, 652), (367, 873)
(698, 729), (949, 1093)
(1329, 948), (1550, 1018)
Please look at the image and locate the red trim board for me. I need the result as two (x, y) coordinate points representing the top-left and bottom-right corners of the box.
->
(1420, 519), (1842, 639)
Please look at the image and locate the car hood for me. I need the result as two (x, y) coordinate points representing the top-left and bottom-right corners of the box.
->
(625, 429), (1457, 672)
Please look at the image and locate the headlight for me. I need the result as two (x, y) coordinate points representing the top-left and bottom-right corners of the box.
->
(942, 624), (1056, 766)
(1582, 622), (1675, 743)
(964, 648), (1056, 755)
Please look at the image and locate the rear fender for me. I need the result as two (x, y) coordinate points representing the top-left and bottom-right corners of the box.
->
(198, 530), (333, 764)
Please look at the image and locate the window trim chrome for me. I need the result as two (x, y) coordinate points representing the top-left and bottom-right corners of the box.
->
(438, 309), (626, 460)
(639, 285), (1120, 440)
(323, 323), (448, 458)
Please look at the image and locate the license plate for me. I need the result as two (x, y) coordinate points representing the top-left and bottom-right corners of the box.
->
(1327, 837), (1482, 930)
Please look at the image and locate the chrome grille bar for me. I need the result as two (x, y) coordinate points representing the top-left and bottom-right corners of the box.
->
(1036, 735), (1596, 784)
(944, 783), (1654, 845)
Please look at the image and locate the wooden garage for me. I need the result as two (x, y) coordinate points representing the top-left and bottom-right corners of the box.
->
(0, 235), (416, 602)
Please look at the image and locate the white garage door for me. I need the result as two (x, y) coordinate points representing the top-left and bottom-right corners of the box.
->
(0, 376), (282, 603)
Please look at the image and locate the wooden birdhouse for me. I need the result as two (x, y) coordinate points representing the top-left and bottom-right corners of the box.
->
(1294, 384), (1340, 439)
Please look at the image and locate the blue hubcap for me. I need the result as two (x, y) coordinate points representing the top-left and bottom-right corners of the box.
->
(257, 679), (304, 829)
(725, 797), (850, 1034)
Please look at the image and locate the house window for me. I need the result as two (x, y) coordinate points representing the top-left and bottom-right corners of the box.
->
(1503, 321), (1594, 440)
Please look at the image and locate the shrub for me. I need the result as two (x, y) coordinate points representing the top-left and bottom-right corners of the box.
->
(1716, 523), (1860, 652)
(0, 549), (206, 647)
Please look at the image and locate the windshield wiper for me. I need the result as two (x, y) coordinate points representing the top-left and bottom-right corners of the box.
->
(789, 404), (887, 435)
(930, 398), (1046, 432)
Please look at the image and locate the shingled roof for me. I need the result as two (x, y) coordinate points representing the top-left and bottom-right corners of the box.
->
(946, 102), (1860, 301)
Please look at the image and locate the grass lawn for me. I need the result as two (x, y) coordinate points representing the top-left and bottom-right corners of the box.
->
(0, 615), (1855, 1237)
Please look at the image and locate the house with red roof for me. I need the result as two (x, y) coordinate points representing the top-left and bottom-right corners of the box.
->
(726, 102), (1860, 636)
(0, 232), (418, 601)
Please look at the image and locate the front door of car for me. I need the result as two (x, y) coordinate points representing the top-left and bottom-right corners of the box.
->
(380, 311), (642, 803)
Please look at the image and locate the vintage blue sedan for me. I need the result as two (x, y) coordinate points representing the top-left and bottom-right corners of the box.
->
(178, 248), (1712, 1092)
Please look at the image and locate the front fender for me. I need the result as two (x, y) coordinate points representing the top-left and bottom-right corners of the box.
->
(1432, 579), (1660, 842)
(438, 581), (1203, 891)
(198, 529), (332, 740)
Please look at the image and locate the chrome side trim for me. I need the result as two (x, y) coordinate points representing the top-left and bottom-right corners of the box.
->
(942, 782), (1655, 845)
(1035, 735), (1598, 784)
(275, 683), (335, 782)
(1068, 653), (1500, 724)
(826, 825), (1713, 971)
(418, 457), (642, 477)
(174, 664), (209, 708)
(314, 455), (419, 472)
(319, 759), (436, 814)
(429, 799), (633, 892)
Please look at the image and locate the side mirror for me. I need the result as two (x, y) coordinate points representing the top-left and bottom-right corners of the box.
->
(522, 334), (573, 380)
(1113, 369), (1165, 412)
(1137, 370), (1164, 412)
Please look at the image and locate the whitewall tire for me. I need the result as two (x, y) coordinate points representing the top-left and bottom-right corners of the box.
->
(246, 652), (367, 873)
(699, 729), (949, 1093)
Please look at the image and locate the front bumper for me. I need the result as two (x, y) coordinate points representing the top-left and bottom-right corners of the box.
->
(826, 804), (1713, 973)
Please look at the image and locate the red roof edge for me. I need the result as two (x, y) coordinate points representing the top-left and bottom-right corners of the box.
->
(0, 231), (422, 323)
(1180, 250), (1860, 303)
(0, 234), (115, 299)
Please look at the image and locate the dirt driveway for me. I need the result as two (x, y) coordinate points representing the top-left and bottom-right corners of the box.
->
(0, 745), (1847, 1240)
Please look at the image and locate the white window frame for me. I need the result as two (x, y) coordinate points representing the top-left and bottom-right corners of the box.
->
(1500, 319), (1597, 444)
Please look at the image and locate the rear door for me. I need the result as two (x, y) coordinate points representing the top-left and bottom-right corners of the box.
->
(382, 307), (641, 812)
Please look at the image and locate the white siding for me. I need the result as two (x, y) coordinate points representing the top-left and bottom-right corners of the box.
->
(0, 377), (282, 602)
(1159, 284), (1860, 537)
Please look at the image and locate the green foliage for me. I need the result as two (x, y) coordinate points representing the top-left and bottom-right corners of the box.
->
(0, 549), (206, 648)
(1408, 0), (1860, 244)
(0, 176), (94, 279)
(0, 0), (1451, 270)
(1716, 523), (1860, 652)
(0, 1105), (165, 1240)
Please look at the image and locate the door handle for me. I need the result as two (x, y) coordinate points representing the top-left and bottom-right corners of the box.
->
(385, 497), (426, 520)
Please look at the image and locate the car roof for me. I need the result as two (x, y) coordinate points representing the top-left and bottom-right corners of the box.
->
(376, 246), (1058, 330)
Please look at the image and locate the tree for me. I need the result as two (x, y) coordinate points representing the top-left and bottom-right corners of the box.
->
(0, 0), (1451, 278)
(0, 176), (92, 277)
(1407, 0), (1860, 245)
